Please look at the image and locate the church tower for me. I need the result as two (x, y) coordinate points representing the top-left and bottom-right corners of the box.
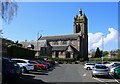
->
(73, 9), (88, 61)
(73, 9), (88, 35)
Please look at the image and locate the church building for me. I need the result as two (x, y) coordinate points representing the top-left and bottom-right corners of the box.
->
(20, 9), (88, 61)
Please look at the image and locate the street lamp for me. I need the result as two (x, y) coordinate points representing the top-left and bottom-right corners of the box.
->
(101, 35), (104, 64)
(36, 30), (43, 58)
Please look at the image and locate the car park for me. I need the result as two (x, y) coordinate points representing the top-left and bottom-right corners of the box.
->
(2, 57), (22, 80)
(11, 58), (34, 73)
(92, 64), (109, 77)
(84, 63), (95, 70)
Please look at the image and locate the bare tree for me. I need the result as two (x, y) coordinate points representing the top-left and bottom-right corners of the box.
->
(0, 0), (18, 24)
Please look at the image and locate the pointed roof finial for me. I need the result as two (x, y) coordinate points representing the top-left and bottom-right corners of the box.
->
(79, 9), (82, 16)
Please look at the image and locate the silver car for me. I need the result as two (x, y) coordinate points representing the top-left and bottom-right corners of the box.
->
(92, 64), (109, 77)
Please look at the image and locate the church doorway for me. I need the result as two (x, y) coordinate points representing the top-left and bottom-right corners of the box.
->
(66, 52), (71, 58)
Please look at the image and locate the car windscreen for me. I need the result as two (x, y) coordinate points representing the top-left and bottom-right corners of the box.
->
(86, 63), (95, 65)
(39, 60), (46, 64)
(95, 65), (107, 69)
(10, 61), (20, 67)
(112, 63), (120, 67)
(36, 60), (42, 63)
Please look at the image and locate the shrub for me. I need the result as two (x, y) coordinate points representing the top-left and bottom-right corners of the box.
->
(7, 44), (35, 59)
(89, 57), (120, 61)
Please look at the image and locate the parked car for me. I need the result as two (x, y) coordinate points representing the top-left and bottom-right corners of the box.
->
(28, 60), (41, 71)
(114, 67), (120, 78)
(36, 60), (48, 70)
(106, 62), (120, 68)
(44, 60), (52, 66)
(58, 61), (63, 64)
(2, 57), (22, 80)
(11, 58), (34, 73)
(92, 64), (109, 77)
(109, 65), (120, 75)
(103, 61), (111, 67)
(54, 61), (59, 65)
(84, 63), (95, 70)
(41, 59), (53, 68)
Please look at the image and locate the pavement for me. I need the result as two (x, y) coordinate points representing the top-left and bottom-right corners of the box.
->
(2, 64), (120, 84)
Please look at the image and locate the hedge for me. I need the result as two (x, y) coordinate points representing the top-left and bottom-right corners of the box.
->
(89, 57), (120, 61)
(7, 44), (35, 59)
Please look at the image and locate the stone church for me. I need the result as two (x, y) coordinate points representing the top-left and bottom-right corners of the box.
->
(20, 9), (88, 61)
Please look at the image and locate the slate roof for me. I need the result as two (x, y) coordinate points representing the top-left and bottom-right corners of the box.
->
(68, 45), (78, 52)
(52, 45), (68, 51)
(20, 40), (51, 50)
(52, 45), (78, 52)
(39, 33), (81, 41)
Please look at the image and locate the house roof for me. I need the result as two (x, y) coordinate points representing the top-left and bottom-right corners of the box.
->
(20, 40), (51, 50)
(39, 33), (81, 41)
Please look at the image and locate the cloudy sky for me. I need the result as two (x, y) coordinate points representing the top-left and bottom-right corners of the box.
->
(88, 28), (118, 51)
(2, 2), (118, 51)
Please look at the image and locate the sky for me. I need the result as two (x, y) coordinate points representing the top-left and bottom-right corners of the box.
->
(1, 2), (118, 51)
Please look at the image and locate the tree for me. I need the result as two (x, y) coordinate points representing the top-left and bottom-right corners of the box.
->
(116, 49), (120, 59)
(95, 47), (102, 58)
(0, 0), (18, 24)
(91, 51), (96, 58)
(103, 51), (109, 56)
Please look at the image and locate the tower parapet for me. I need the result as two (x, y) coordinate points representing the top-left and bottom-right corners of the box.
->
(74, 9), (88, 35)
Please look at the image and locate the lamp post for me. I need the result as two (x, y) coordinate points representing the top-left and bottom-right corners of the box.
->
(102, 35), (104, 64)
(36, 30), (43, 58)
(35, 32), (40, 58)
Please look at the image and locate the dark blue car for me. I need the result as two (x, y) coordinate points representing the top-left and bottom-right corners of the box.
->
(2, 57), (22, 80)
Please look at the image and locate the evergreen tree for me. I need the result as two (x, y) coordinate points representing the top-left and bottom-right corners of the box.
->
(95, 47), (102, 58)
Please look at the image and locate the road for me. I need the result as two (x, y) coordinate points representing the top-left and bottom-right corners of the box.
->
(2, 64), (120, 84)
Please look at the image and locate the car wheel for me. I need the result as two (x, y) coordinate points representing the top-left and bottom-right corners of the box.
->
(118, 73), (120, 78)
(34, 67), (38, 71)
(23, 67), (29, 73)
(92, 74), (94, 77)
(87, 67), (90, 70)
